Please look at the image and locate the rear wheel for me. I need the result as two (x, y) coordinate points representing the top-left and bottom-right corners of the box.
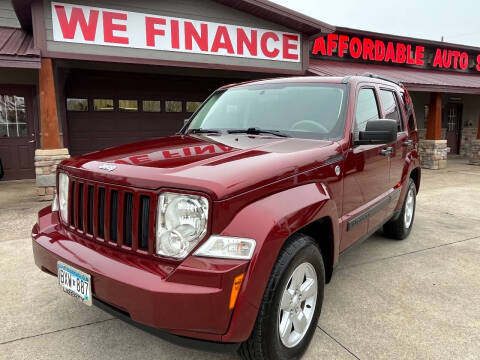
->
(383, 178), (417, 240)
(239, 234), (325, 360)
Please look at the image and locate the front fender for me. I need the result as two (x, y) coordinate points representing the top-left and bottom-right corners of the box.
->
(219, 182), (339, 342)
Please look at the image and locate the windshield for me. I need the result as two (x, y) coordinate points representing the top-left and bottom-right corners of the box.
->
(186, 83), (348, 140)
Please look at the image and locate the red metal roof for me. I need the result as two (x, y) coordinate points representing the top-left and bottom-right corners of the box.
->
(309, 59), (480, 94)
(0, 26), (40, 68)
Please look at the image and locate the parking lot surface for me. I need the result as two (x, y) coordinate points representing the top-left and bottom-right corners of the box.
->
(1, 158), (479, 359)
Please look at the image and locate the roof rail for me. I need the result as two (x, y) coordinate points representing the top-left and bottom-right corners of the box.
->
(361, 72), (404, 87)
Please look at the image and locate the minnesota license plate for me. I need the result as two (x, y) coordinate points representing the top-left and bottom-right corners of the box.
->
(57, 261), (92, 306)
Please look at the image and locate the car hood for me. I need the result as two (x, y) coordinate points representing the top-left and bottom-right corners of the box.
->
(61, 134), (338, 200)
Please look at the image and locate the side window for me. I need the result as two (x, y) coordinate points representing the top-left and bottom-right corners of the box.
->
(379, 89), (404, 132)
(355, 88), (380, 140)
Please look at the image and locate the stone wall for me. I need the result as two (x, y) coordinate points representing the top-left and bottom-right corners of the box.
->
(35, 148), (70, 201)
(418, 128), (447, 140)
(460, 127), (479, 157)
(470, 140), (480, 165)
(418, 140), (448, 169)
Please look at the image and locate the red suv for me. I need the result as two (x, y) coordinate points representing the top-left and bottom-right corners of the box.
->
(32, 75), (420, 360)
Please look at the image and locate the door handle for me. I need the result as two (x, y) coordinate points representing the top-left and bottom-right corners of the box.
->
(380, 147), (393, 156)
(28, 139), (36, 143)
(402, 139), (413, 147)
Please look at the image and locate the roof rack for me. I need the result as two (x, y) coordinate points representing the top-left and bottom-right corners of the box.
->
(361, 72), (404, 87)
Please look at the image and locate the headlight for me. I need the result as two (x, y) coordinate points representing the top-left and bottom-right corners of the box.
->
(194, 236), (256, 260)
(156, 192), (209, 259)
(58, 173), (69, 222)
(52, 192), (59, 212)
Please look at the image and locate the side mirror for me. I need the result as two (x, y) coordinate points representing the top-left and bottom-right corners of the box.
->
(355, 119), (397, 145)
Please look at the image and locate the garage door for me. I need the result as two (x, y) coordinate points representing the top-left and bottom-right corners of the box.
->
(64, 71), (229, 156)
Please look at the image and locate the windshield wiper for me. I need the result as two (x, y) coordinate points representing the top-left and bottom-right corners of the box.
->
(228, 127), (290, 138)
(188, 128), (222, 134)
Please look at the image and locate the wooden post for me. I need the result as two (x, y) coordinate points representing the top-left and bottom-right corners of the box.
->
(477, 113), (480, 139)
(425, 92), (442, 140)
(39, 58), (62, 149)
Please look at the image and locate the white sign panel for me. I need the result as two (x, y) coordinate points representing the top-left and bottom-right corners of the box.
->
(51, 2), (301, 62)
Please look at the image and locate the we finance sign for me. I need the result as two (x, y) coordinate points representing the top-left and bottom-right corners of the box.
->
(52, 2), (301, 62)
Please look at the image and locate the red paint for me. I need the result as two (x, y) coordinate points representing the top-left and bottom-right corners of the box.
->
(145, 17), (166, 47)
(54, 5), (99, 41)
(260, 32), (280, 58)
(237, 28), (257, 56)
(32, 76), (421, 345)
(184, 21), (208, 51)
(282, 34), (299, 60)
(103, 11), (129, 44)
(170, 20), (180, 49)
(211, 26), (234, 54)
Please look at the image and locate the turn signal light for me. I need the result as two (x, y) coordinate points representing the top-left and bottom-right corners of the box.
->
(229, 273), (245, 309)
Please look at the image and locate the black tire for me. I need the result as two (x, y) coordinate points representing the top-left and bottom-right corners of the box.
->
(239, 234), (325, 360)
(383, 178), (417, 240)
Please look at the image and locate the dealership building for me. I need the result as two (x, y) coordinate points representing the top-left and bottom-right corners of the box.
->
(0, 0), (479, 199)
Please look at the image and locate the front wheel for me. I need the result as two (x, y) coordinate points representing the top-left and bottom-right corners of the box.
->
(239, 234), (325, 360)
(383, 178), (417, 240)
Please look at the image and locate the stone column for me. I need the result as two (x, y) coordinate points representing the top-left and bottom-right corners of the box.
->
(35, 58), (70, 200)
(419, 93), (448, 169)
(469, 120), (480, 165)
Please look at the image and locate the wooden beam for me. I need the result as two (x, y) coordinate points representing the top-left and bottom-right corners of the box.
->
(39, 58), (61, 149)
(426, 92), (442, 140)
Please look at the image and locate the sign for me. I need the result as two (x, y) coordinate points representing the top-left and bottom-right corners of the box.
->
(52, 2), (301, 62)
(312, 33), (480, 73)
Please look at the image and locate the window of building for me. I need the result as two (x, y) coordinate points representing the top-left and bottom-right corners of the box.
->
(186, 101), (202, 113)
(379, 90), (404, 132)
(93, 99), (114, 111)
(119, 100), (138, 111)
(355, 88), (380, 139)
(142, 100), (161, 112)
(66, 98), (88, 111)
(165, 101), (183, 113)
(0, 95), (27, 137)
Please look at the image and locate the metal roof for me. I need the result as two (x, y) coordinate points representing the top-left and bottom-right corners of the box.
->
(0, 26), (40, 68)
(309, 59), (480, 94)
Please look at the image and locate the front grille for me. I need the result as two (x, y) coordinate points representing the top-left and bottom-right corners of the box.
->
(67, 178), (156, 256)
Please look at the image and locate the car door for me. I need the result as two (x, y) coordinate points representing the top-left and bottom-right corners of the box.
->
(378, 88), (409, 215)
(341, 86), (390, 251)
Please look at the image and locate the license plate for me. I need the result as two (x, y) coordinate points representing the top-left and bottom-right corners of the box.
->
(57, 261), (92, 306)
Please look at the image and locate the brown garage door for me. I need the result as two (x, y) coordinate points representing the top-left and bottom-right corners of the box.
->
(64, 71), (229, 156)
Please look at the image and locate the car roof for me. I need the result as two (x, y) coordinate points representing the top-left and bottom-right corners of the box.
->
(219, 75), (404, 91)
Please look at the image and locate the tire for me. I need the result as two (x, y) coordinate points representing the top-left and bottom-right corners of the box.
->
(383, 178), (417, 240)
(239, 234), (325, 360)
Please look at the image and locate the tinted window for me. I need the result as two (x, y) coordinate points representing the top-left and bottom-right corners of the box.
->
(142, 100), (161, 112)
(379, 90), (404, 131)
(93, 99), (114, 111)
(165, 101), (182, 112)
(355, 88), (379, 139)
(0, 95), (27, 137)
(119, 100), (138, 111)
(66, 98), (88, 111)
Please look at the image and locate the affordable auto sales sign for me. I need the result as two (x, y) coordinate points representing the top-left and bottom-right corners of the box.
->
(51, 2), (301, 62)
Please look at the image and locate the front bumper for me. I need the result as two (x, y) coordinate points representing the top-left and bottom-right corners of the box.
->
(32, 207), (251, 343)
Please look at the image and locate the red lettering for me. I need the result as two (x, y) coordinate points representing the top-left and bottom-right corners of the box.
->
(216, 145), (234, 152)
(145, 17), (165, 47)
(163, 150), (181, 159)
(282, 34), (299, 60)
(406, 45), (415, 64)
(211, 26), (234, 54)
(103, 11), (128, 44)
(432, 48), (443, 67)
(237, 29), (257, 56)
(385, 42), (396, 62)
(129, 154), (150, 165)
(374, 40), (385, 61)
(54, 5), (99, 41)
(396, 42), (406, 63)
(327, 34), (338, 56)
(349, 37), (362, 58)
(476, 54), (480, 72)
(113, 159), (130, 165)
(338, 35), (349, 57)
(459, 52), (469, 70)
(451, 50), (461, 69)
(261, 32), (280, 58)
(415, 46), (425, 66)
(195, 145), (216, 155)
(184, 21), (208, 51)
(183, 147), (192, 156)
(312, 37), (327, 55)
(171, 20), (180, 49)
(442, 50), (452, 68)
(362, 38), (374, 60)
